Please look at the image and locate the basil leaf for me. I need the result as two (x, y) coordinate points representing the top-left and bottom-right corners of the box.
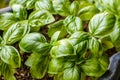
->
(64, 15), (83, 34)
(22, 0), (36, 9)
(12, 4), (27, 20)
(19, 33), (48, 53)
(89, 12), (115, 37)
(9, 0), (24, 6)
(48, 58), (65, 74)
(75, 40), (88, 57)
(28, 10), (55, 31)
(0, 46), (21, 68)
(35, 0), (55, 13)
(100, 0), (120, 16)
(88, 37), (103, 56)
(50, 31), (60, 44)
(50, 39), (75, 58)
(94, 0), (105, 11)
(110, 20), (120, 43)
(48, 20), (67, 38)
(69, 31), (89, 46)
(78, 0), (93, 9)
(33, 43), (52, 54)
(19, 33), (46, 52)
(25, 53), (49, 79)
(69, 1), (79, 15)
(81, 58), (105, 77)
(54, 72), (64, 80)
(3, 20), (30, 45)
(101, 37), (113, 50)
(0, 13), (18, 30)
(98, 54), (109, 71)
(110, 19), (120, 50)
(49, 59), (75, 76)
(63, 66), (80, 80)
(77, 5), (99, 21)
(0, 36), (3, 44)
(52, 0), (70, 16)
(0, 61), (16, 80)
(110, 18), (120, 50)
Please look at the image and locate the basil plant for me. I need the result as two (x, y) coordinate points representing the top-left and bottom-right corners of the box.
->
(0, 3), (30, 80)
(1, 0), (119, 80)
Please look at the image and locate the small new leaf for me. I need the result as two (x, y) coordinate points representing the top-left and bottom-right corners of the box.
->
(88, 37), (103, 56)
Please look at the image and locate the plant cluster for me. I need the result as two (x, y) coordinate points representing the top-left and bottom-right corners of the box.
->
(0, 0), (120, 80)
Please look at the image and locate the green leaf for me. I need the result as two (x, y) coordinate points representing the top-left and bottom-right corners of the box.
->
(33, 43), (52, 54)
(3, 20), (30, 45)
(69, 1), (79, 15)
(75, 40), (88, 57)
(0, 46), (21, 68)
(110, 19), (120, 50)
(101, 36), (113, 50)
(54, 72), (64, 80)
(48, 20), (67, 38)
(89, 12), (115, 37)
(100, 0), (120, 16)
(28, 10), (55, 31)
(22, 0), (36, 9)
(88, 37), (103, 56)
(19, 33), (46, 52)
(64, 15), (83, 34)
(50, 31), (60, 44)
(0, 36), (3, 44)
(25, 53), (49, 79)
(9, 0), (24, 6)
(77, 5), (99, 21)
(69, 31), (89, 46)
(35, 0), (55, 13)
(78, 0), (92, 9)
(52, 0), (70, 16)
(12, 4), (27, 20)
(110, 19), (120, 43)
(98, 54), (109, 71)
(94, 0), (105, 11)
(0, 13), (18, 30)
(63, 66), (80, 80)
(81, 58), (106, 77)
(48, 58), (65, 74)
(50, 39), (75, 58)
(19, 33), (49, 53)
(0, 61), (16, 80)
